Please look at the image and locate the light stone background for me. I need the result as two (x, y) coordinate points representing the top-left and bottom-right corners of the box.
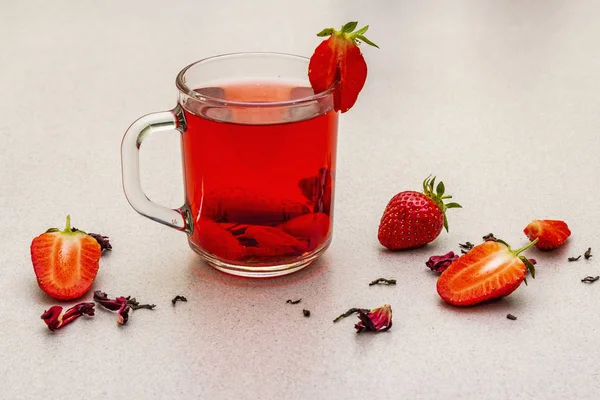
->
(1, 1), (599, 399)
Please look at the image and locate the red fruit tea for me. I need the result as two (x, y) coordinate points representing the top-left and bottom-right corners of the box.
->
(181, 81), (338, 266)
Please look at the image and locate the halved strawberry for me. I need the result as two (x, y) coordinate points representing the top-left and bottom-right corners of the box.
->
(436, 239), (538, 306)
(31, 216), (101, 300)
(308, 21), (378, 113)
(523, 219), (571, 250)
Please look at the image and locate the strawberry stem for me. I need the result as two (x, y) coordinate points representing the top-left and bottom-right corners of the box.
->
(512, 238), (539, 256)
(63, 215), (72, 233)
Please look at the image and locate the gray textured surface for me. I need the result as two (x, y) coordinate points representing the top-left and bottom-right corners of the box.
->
(1, 0), (600, 399)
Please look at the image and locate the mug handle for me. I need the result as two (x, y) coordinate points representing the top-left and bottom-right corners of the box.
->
(121, 105), (190, 233)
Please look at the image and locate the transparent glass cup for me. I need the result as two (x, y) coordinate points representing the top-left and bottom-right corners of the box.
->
(121, 53), (339, 277)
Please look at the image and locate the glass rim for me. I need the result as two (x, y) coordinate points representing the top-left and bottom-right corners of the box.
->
(175, 52), (336, 108)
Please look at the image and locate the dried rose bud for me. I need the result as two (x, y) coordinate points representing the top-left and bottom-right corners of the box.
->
(426, 251), (459, 273)
(94, 291), (130, 324)
(355, 304), (392, 333)
(41, 302), (95, 331)
(115, 297), (130, 325)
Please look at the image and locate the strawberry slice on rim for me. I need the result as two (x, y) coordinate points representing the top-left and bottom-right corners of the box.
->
(308, 21), (378, 113)
(31, 215), (101, 300)
(436, 239), (538, 306)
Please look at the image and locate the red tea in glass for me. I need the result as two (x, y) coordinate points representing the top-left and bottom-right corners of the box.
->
(122, 53), (338, 277)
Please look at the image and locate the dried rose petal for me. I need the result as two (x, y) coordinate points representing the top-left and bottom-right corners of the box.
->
(243, 225), (308, 257)
(355, 304), (392, 333)
(93, 290), (123, 311)
(426, 251), (459, 273)
(194, 220), (245, 261)
(298, 168), (333, 214)
(41, 302), (95, 331)
(245, 226), (305, 249)
(93, 290), (153, 325)
(41, 306), (64, 331)
(277, 213), (331, 251)
(89, 233), (112, 251)
(201, 188), (310, 225)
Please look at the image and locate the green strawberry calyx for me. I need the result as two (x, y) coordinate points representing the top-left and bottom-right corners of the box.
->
(422, 175), (462, 232)
(316, 21), (379, 48)
(45, 215), (87, 235)
(495, 238), (539, 284)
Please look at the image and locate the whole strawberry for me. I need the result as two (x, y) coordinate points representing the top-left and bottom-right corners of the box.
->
(378, 176), (461, 250)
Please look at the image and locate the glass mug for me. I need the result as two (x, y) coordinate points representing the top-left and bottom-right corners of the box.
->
(121, 53), (339, 277)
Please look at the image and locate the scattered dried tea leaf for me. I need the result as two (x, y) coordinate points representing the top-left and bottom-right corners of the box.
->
(506, 314), (517, 321)
(172, 295), (188, 305)
(41, 302), (95, 331)
(355, 304), (393, 333)
(333, 308), (369, 323)
(584, 248), (593, 260)
(286, 298), (302, 304)
(482, 233), (498, 242)
(426, 251), (459, 273)
(368, 278), (396, 286)
(568, 255), (581, 262)
(125, 296), (156, 310)
(303, 309), (311, 317)
(581, 276), (599, 283)
(459, 242), (474, 254)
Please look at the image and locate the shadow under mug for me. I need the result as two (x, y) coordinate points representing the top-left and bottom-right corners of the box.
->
(121, 52), (339, 277)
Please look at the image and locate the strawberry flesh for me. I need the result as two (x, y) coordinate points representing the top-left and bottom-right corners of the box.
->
(524, 219), (571, 250)
(31, 216), (101, 300)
